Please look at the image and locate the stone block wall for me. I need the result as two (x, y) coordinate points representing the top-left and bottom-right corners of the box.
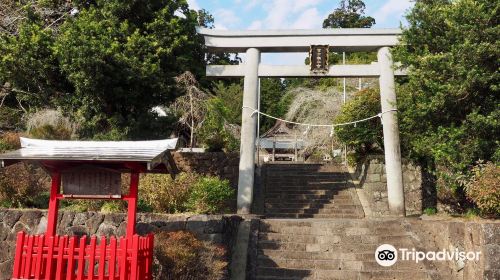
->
(350, 155), (423, 216)
(405, 218), (500, 280)
(173, 152), (240, 187)
(0, 209), (242, 279)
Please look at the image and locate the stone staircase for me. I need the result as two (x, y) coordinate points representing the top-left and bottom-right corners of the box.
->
(263, 164), (364, 219)
(253, 219), (452, 280)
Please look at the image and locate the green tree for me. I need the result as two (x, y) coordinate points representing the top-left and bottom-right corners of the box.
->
(394, 0), (499, 190)
(0, 0), (209, 140)
(54, 0), (205, 139)
(259, 78), (289, 133)
(323, 0), (375, 28)
(334, 88), (382, 158)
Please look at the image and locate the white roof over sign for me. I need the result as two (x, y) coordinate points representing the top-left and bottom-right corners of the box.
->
(20, 137), (177, 150)
(0, 137), (179, 171)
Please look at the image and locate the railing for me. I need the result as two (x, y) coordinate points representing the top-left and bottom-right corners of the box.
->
(11, 232), (154, 280)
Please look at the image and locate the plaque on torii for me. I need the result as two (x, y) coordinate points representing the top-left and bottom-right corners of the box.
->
(309, 45), (329, 74)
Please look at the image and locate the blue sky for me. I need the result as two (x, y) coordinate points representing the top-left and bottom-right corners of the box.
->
(188, 0), (414, 64)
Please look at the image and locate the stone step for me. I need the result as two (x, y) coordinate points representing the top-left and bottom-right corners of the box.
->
(266, 196), (352, 204)
(265, 207), (361, 215)
(266, 213), (363, 219)
(265, 203), (360, 210)
(256, 268), (441, 280)
(258, 232), (413, 244)
(259, 221), (409, 235)
(265, 184), (348, 190)
(266, 190), (351, 196)
(265, 179), (346, 184)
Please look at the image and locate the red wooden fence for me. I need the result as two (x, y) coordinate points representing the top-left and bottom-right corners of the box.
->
(11, 232), (154, 280)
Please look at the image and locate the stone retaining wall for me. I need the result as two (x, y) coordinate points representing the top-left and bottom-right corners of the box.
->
(173, 152), (240, 187)
(0, 209), (241, 279)
(405, 218), (500, 280)
(350, 155), (425, 217)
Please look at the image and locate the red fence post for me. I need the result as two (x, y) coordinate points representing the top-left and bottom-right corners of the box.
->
(130, 235), (139, 280)
(98, 236), (107, 280)
(12, 231), (25, 279)
(76, 236), (86, 280)
(34, 235), (45, 279)
(109, 237), (117, 280)
(66, 236), (76, 280)
(119, 237), (128, 280)
(45, 236), (55, 280)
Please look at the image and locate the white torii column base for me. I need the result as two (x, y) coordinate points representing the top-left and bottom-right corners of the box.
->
(378, 47), (405, 216)
(237, 48), (260, 214)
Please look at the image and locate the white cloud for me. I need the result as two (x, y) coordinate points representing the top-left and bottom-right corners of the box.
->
(373, 0), (412, 27)
(186, 0), (200, 11)
(244, 0), (325, 30)
(248, 20), (263, 30)
(214, 8), (240, 29)
(291, 8), (320, 29)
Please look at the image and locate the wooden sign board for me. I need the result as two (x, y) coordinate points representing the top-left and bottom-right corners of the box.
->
(310, 45), (329, 74)
(62, 166), (121, 197)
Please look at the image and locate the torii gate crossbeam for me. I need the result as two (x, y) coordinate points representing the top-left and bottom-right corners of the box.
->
(197, 28), (406, 216)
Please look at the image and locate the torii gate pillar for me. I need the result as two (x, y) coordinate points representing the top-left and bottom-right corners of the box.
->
(378, 47), (405, 216)
(237, 47), (260, 214)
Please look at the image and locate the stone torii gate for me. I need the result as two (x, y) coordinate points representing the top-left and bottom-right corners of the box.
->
(197, 28), (407, 216)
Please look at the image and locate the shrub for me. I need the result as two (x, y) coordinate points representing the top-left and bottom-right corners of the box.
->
(334, 88), (383, 158)
(100, 201), (126, 213)
(0, 106), (23, 131)
(153, 231), (228, 280)
(198, 98), (239, 152)
(0, 131), (22, 152)
(185, 176), (234, 214)
(0, 163), (50, 208)
(140, 173), (199, 213)
(26, 109), (76, 140)
(464, 162), (500, 217)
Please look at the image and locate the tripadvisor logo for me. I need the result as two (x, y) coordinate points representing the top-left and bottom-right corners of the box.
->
(375, 244), (481, 267)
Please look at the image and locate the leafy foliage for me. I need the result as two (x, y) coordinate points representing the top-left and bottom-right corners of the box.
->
(153, 231), (228, 280)
(464, 162), (499, 217)
(0, 0), (208, 139)
(0, 163), (49, 208)
(394, 0), (499, 194)
(323, 0), (375, 28)
(334, 88), (382, 158)
(139, 172), (198, 213)
(198, 98), (239, 152)
(184, 176), (234, 214)
(211, 81), (243, 126)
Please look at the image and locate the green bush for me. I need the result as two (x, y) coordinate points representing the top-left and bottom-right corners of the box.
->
(100, 201), (126, 213)
(464, 162), (499, 217)
(185, 176), (234, 214)
(198, 98), (239, 152)
(334, 88), (383, 158)
(140, 173), (199, 213)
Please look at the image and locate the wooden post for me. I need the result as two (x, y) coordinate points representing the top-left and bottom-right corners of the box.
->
(272, 136), (276, 162)
(46, 172), (61, 238)
(294, 133), (298, 162)
(126, 172), (139, 239)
